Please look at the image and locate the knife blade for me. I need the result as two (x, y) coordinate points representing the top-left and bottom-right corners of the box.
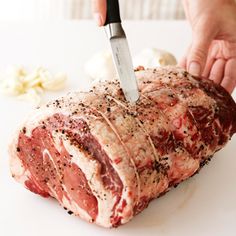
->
(104, 0), (139, 103)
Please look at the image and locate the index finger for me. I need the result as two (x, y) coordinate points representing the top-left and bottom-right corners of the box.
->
(92, 0), (107, 26)
(221, 58), (236, 94)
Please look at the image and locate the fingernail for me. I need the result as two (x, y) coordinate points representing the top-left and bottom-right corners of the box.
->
(189, 62), (201, 76)
(94, 13), (103, 26)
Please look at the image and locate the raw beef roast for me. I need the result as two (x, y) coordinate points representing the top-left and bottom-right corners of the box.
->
(9, 66), (236, 228)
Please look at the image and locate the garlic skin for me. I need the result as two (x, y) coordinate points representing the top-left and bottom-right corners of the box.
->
(84, 51), (117, 82)
(133, 48), (177, 69)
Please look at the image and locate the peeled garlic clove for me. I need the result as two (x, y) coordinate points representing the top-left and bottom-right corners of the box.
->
(38, 68), (54, 83)
(6, 65), (27, 82)
(23, 76), (42, 89)
(17, 88), (41, 105)
(0, 77), (25, 96)
(0, 66), (67, 103)
(0, 67), (43, 97)
(42, 73), (67, 91)
(22, 70), (38, 83)
(23, 67), (54, 90)
(33, 86), (44, 94)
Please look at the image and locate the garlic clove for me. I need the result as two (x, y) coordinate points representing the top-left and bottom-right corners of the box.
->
(42, 73), (67, 91)
(17, 88), (41, 105)
(0, 76), (25, 96)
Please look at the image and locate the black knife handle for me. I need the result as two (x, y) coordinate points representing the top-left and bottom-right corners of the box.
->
(104, 0), (121, 25)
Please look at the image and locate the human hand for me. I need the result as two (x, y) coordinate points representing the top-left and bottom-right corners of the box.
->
(91, 0), (236, 93)
(92, 0), (106, 26)
(180, 0), (236, 94)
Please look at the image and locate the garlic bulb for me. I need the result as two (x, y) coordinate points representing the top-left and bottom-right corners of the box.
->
(84, 48), (177, 83)
(84, 51), (117, 82)
(133, 48), (177, 68)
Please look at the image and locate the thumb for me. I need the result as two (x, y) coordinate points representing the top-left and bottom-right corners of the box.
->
(92, 0), (107, 26)
(187, 25), (216, 76)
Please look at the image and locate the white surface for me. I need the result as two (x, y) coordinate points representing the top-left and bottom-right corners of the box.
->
(0, 21), (235, 236)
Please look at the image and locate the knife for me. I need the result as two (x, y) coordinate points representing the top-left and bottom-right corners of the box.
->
(104, 0), (139, 103)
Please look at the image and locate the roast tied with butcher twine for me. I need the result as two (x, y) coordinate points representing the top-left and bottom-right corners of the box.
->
(9, 66), (236, 228)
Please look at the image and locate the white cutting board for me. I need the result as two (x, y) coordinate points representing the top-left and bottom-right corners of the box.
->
(0, 21), (235, 236)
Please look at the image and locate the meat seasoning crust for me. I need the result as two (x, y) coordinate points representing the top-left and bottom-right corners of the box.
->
(9, 66), (236, 228)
